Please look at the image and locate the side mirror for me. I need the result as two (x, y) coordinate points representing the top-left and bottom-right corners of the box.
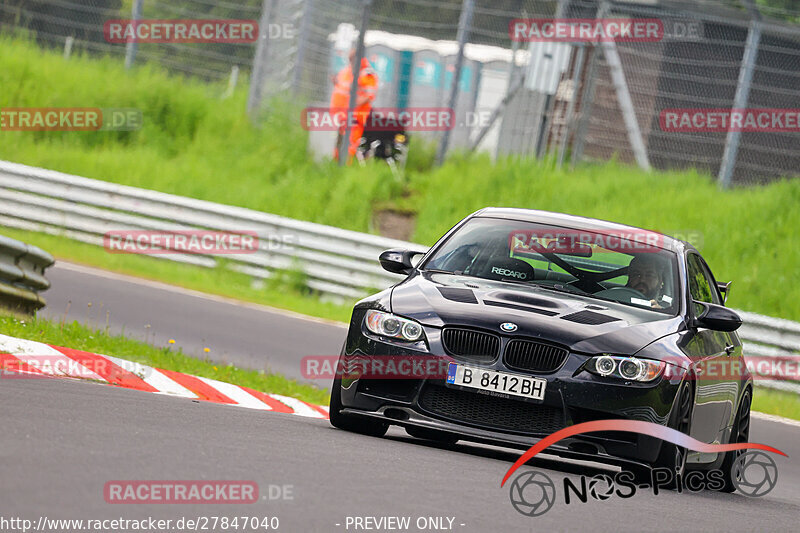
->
(692, 300), (742, 332)
(716, 281), (732, 305)
(379, 249), (424, 276)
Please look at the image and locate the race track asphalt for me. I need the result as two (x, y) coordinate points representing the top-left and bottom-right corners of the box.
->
(40, 263), (347, 382)
(1, 377), (797, 532)
(3, 261), (797, 532)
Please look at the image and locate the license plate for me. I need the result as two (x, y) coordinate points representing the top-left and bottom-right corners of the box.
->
(446, 363), (546, 401)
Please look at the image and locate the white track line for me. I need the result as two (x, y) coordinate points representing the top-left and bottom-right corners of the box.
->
(195, 376), (273, 410)
(0, 334), (106, 381)
(269, 394), (325, 418)
(752, 411), (800, 429)
(1, 334), (328, 419)
(103, 354), (197, 399)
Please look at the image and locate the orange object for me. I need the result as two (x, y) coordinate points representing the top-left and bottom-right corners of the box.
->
(330, 57), (378, 160)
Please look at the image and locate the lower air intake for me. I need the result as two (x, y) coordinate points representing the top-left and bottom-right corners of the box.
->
(419, 384), (564, 434)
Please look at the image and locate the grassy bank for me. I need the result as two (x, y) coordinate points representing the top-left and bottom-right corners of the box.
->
(0, 313), (329, 405)
(753, 387), (800, 422)
(0, 227), (354, 324)
(1, 36), (800, 322)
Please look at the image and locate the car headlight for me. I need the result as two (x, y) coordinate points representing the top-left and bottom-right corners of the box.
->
(364, 309), (424, 342)
(585, 355), (665, 382)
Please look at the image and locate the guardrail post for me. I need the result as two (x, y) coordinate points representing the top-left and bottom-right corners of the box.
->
(64, 36), (74, 60)
(223, 66), (240, 99)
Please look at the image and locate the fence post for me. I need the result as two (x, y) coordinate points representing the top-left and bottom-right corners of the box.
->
(338, 0), (372, 166)
(570, 1), (607, 169)
(124, 0), (143, 69)
(600, 37), (650, 171)
(248, 0), (276, 117)
(557, 43), (586, 168)
(469, 35), (520, 153)
(292, 0), (314, 94)
(435, 0), (475, 167)
(718, 1), (762, 189)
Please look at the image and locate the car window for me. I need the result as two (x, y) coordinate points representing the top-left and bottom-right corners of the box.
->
(423, 217), (680, 315)
(687, 254), (719, 305)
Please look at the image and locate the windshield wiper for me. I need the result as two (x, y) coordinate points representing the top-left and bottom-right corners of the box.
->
(498, 277), (533, 286)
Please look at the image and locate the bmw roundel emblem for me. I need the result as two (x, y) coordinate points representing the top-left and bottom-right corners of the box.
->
(500, 322), (518, 332)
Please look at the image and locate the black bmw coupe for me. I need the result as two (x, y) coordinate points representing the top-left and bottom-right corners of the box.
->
(330, 208), (751, 489)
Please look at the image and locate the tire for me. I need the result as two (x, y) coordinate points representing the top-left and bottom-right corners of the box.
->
(719, 388), (752, 493)
(405, 426), (459, 445)
(329, 376), (389, 438)
(649, 380), (693, 490)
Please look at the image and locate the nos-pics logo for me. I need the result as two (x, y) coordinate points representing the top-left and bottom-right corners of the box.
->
(501, 420), (785, 517)
(509, 451), (778, 516)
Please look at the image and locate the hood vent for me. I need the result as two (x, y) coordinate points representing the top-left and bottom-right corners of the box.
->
(496, 292), (560, 309)
(484, 300), (558, 317)
(437, 287), (478, 304)
(560, 310), (620, 325)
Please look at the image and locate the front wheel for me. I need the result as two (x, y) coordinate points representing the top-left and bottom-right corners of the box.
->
(329, 377), (389, 438)
(719, 388), (752, 493)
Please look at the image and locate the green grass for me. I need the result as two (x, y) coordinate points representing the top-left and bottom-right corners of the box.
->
(0, 36), (404, 233)
(0, 313), (329, 406)
(753, 386), (800, 421)
(1, 36), (800, 322)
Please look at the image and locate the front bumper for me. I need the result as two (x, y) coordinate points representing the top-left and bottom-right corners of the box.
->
(338, 320), (686, 466)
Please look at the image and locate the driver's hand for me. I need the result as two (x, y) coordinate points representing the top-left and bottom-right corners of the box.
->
(650, 299), (663, 309)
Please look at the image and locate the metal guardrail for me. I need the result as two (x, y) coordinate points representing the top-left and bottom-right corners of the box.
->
(0, 160), (797, 393)
(737, 310), (800, 394)
(0, 160), (418, 301)
(0, 234), (54, 314)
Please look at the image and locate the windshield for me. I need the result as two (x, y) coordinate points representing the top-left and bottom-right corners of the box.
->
(422, 217), (680, 315)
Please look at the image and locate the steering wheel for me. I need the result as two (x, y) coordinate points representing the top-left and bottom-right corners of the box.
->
(600, 286), (649, 300)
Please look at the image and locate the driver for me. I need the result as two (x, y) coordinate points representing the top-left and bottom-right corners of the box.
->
(626, 255), (669, 307)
